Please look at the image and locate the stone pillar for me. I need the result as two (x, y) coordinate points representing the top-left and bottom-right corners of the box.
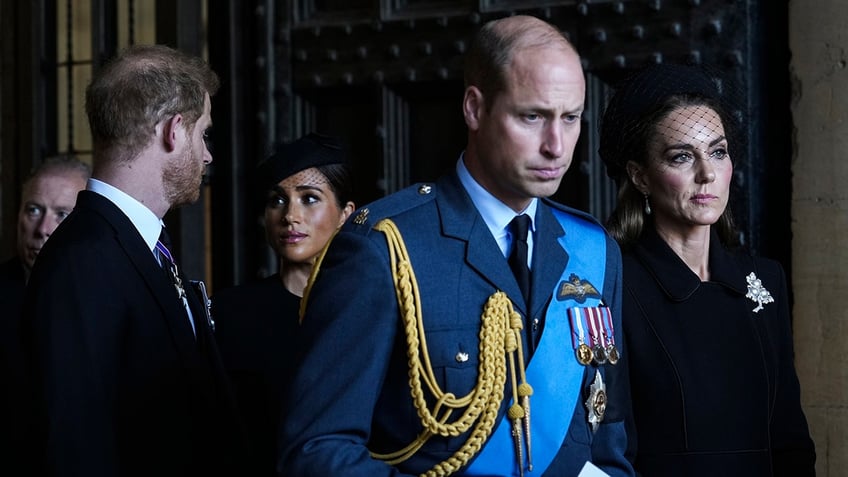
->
(790, 0), (848, 474)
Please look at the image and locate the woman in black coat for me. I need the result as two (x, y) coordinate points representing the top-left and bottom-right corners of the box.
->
(599, 63), (815, 476)
(212, 133), (355, 476)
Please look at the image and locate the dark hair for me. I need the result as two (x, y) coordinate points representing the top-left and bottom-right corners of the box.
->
(314, 162), (353, 209)
(600, 64), (738, 248)
(464, 15), (574, 110)
(85, 44), (219, 164)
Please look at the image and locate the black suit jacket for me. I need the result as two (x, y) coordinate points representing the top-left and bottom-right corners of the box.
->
(0, 255), (25, 317)
(22, 191), (249, 477)
(0, 256), (29, 473)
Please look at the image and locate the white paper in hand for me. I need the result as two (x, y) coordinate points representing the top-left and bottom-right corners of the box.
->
(577, 461), (610, 477)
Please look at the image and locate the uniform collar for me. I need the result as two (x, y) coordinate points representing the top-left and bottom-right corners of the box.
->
(632, 226), (748, 302)
(456, 156), (538, 257)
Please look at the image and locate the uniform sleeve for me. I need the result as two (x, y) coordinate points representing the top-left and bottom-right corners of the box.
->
(763, 260), (816, 476)
(277, 229), (415, 477)
(591, 234), (637, 476)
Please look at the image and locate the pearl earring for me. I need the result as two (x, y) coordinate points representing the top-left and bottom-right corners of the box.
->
(644, 194), (652, 215)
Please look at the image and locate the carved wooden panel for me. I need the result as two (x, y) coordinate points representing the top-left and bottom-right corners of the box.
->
(282, 1), (762, 227)
(211, 0), (788, 284)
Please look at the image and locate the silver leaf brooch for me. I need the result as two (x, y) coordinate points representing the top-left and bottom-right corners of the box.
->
(745, 272), (774, 313)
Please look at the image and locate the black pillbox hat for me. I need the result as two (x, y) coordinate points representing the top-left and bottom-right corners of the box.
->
(257, 133), (347, 190)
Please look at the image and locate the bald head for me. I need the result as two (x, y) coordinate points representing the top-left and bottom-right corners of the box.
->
(464, 15), (577, 110)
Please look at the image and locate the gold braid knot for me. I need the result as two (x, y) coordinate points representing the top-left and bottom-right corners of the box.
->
(366, 219), (529, 477)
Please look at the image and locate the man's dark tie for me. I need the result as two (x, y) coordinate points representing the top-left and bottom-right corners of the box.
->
(156, 227), (196, 336)
(508, 214), (531, 304)
(156, 227), (177, 277)
(158, 226), (173, 252)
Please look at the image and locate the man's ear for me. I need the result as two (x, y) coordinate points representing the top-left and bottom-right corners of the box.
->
(161, 114), (184, 153)
(626, 160), (649, 194)
(462, 86), (484, 131)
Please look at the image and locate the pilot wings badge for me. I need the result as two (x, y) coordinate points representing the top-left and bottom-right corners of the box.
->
(557, 273), (602, 303)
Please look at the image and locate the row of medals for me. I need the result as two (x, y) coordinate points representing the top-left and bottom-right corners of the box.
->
(576, 342), (619, 366)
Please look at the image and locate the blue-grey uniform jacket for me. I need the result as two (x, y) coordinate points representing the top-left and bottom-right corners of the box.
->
(279, 171), (635, 476)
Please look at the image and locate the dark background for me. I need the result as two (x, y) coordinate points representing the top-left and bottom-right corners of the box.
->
(0, 0), (791, 293)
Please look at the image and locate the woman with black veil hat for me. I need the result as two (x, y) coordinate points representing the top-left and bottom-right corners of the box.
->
(212, 133), (355, 476)
(599, 63), (815, 476)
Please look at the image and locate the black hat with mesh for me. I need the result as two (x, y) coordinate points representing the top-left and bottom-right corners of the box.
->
(257, 133), (347, 191)
(599, 62), (726, 182)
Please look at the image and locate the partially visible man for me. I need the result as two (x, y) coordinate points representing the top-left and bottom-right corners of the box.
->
(0, 156), (88, 475)
(279, 15), (634, 477)
(22, 45), (248, 476)
(1, 156), (90, 319)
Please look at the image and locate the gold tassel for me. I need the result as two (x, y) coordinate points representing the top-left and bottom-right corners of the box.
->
(519, 383), (534, 471)
(508, 404), (525, 477)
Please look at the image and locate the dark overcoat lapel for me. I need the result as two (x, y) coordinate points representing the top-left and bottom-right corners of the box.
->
(81, 192), (199, 358)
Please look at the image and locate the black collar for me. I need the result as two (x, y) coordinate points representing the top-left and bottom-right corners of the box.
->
(632, 227), (748, 302)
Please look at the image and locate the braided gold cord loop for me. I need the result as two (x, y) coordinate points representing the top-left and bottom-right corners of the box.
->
(298, 220), (533, 475)
(368, 219), (528, 476)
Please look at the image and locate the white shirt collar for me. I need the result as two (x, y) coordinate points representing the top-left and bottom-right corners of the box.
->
(87, 178), (164, 253)
(456, 156), (537, 258)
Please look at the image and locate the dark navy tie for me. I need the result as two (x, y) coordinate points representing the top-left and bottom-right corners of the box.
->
(508, 214), (531, 304)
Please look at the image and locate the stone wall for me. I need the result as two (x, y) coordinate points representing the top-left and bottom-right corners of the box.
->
(790, 0), (848, 474)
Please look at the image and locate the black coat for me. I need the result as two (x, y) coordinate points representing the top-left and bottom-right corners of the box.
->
(622, 227), (815, 476)
(22, 191), (249, 477)
(0, 256), (29, 473)
(212, 274), (301, 477)
(0, 255), (25, 318)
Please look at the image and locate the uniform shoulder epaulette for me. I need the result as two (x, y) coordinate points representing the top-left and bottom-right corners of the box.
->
(345, 182), (437, 234)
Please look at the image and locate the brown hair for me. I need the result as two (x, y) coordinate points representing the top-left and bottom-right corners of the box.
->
(85, 44), (219, 164)
(603, 93), (737, 248)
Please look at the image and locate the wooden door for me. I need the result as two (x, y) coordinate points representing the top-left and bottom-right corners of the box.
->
(208, 0), (789, 287)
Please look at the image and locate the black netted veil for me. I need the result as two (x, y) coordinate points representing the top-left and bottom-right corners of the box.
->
(598, 62), (744, 248)
(257, 133), (348, 191)
(599, 62), (736, 184)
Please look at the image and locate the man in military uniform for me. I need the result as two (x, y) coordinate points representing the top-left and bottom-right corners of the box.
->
(279, 15), (634, 477)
